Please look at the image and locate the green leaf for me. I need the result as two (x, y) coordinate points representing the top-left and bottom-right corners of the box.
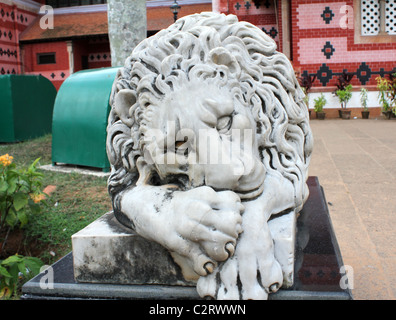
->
(0, 286), (12, 299)
(0, 265), (11, 278)
(28, 202), (41, 214)
(17, 261), (28, 277)
(4, 276), (11, 287)
(0, 181), (8, 193)
(28, 158), (41, 172)
(13, 193), (28, 211)
(1, 255), (23, 266)
(6, 170), (19, 179)
(6, 264), (19, 284)
(24, 257), (43, 276)
(17, 209), (28, 227)
(7, 181), (17, 194)
(5, 208), (17, 227)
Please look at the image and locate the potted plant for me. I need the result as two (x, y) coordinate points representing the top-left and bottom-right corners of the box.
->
(314, 93), (327, 120)
(360, 88), (369, 119)
(335, 84), (353, 119)
(334, 71), (354, 118)
(299, 73), (316, 118)
(388, 72), (396, 117)
(376, 75), (394, 119)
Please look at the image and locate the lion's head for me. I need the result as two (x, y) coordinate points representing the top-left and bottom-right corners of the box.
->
(107, 11), (313, 225)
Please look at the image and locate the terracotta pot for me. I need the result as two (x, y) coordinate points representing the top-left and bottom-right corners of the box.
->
(316, 112), (326, 120)
(340, 109), (351, 120)
(382, 111), (395, 119)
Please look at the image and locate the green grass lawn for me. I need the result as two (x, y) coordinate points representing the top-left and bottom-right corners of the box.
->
(0, 134), (112, 264)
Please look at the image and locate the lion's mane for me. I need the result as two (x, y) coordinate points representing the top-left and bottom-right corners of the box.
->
(106, 12), (313, 222)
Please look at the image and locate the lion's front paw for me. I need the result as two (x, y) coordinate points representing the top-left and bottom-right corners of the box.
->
(169, 186), (244, 276)
(196, 220), (283, 300)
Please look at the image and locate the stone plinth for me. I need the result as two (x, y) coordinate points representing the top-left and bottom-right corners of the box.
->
(72, 210), (295, 288)
(72, 211), (193, 286)
(22, 177), (353, 300)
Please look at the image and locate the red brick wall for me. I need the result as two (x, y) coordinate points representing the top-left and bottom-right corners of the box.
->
(0, 2), (37, 75)
(216, 0), (396, 88)
(216, 0), (280, 49)
(81, 38), (111, 70)
(276, 0), (283, 53)
(22, 38), (111, 91)
(23, 41), (69, 90)
(291, 0), (396, 88)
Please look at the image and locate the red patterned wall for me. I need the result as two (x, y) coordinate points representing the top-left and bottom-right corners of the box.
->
(217, 0), (280, 49)
(23, 39), (111, 91)
(23, 41), (70, 90)
(0, 1), (37, 75)
(216, 0), (396, 88)
(291, 0), (396, 88)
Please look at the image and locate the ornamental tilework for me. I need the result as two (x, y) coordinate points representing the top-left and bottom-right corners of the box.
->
(88, 52), (111, 62)
(0, 63), (16, 75)
(298, 37), (396, 65)
(321, 6), (335, 24)
(321, 41), (336, 59)
(297, 2), (347, 29)
(0, 2), (38, 75)
(0, 4), (35, 25)
(293, 0), (396, 87)
(25, 70), (70, 82)
(260, 25), (279, 40)
(230, 0), (274, 15)
(224, 0), (279, 48)
(314, 62), (396, 86)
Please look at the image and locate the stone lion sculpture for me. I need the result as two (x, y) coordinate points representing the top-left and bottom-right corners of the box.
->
(106, 12), (313, 300)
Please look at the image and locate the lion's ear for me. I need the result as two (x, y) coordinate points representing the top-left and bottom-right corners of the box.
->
(209, 48), (241, 78)
(114, 89), (136, 127)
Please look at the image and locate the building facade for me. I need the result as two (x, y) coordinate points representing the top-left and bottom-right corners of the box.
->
(1, 0), (212, 90)
(0, 0), (42, 76)
(214, 0), (396, 117)
(1, 0), (395, 116)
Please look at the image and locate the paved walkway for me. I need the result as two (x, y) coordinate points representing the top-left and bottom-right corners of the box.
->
(308, 118), (396, 300)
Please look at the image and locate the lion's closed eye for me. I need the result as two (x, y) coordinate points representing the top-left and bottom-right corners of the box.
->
(175, 139), (190, 157)
(216, 115), (233, 133)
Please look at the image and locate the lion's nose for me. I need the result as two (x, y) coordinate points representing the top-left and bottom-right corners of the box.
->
(203, 157), (245, 190)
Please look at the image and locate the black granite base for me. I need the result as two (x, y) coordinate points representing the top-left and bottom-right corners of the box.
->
(21, 177), (352, 300)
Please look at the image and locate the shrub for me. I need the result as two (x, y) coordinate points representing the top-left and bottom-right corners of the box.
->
(0, 254), (43, 299)
(335, 84), (353, 109)
(299, 73), (316, 109)
(314, 94), (327, 113)
(360, 88), (369, 111)
(0, 156), (46, 231)
(0, 155), (46, 299)
(376, 76), (392, 112)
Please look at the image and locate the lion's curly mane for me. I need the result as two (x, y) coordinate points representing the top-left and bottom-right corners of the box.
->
(106, 12), (313, 220)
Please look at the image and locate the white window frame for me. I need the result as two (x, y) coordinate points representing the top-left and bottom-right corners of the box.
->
(354, 0), (396, 43)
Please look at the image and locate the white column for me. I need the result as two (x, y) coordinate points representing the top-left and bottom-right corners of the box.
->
(212, 0), (220, 13)
(107, 0), (147, 67)
(281, 0), (291, 59)
(66, 40), (74, 75)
